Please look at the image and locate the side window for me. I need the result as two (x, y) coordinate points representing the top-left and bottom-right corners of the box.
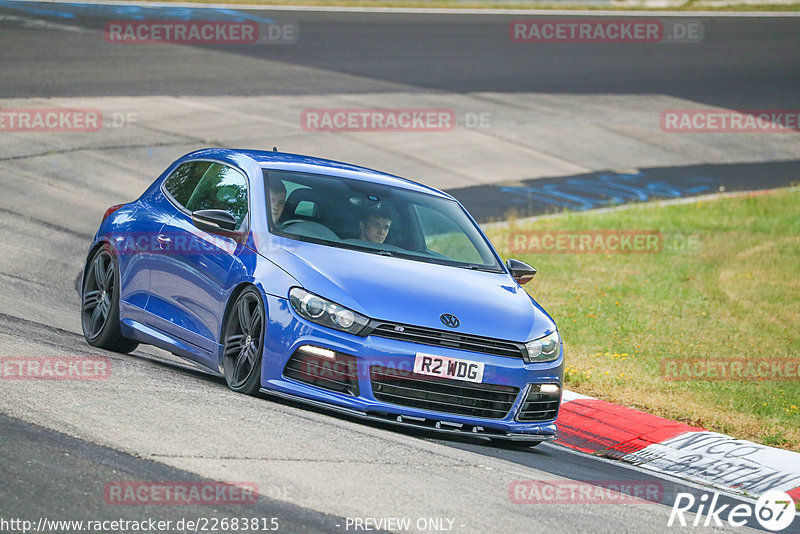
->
(183, 163), (249, 228)
(163, 161), (212, 207)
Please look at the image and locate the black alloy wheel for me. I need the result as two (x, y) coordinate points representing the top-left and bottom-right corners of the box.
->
(81, 245), (138, 353)
(222, 288), (265, 395)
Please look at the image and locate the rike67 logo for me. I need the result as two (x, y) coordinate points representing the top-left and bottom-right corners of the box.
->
(669, 490), (796, 531)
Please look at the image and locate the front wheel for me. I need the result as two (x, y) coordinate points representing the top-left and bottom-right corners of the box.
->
(81, 245), (138, 353)
(222, 288), (265, 395)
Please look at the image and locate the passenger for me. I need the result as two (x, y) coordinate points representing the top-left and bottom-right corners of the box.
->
(359, 205), (394, 244)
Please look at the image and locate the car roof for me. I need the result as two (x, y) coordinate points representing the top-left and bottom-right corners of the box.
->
(180, 148), (453, 200)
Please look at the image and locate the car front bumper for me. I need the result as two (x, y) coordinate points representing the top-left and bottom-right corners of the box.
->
(259, 295), (563, 442)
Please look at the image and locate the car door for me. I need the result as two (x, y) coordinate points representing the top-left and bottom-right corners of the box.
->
(116, 190), (174, 324)
(119, 160), (210, 324)
(141, 159), (212, 340)
(146, 161), (250, 369)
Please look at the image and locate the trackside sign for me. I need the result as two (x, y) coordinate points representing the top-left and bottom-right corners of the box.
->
(625, 432), (800, 497)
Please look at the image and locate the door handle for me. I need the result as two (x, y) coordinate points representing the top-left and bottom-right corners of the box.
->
(156, 235), (172, 248)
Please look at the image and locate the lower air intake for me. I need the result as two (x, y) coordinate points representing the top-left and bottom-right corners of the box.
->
(283, 349), (359, 396)
(370, 366), (519, 419)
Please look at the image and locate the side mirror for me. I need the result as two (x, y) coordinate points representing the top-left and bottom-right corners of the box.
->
(191, 209), (237, 232)
(506, 258), (537, 285)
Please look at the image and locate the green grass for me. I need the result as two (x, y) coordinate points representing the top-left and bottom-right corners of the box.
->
(484, 188), (800, 450)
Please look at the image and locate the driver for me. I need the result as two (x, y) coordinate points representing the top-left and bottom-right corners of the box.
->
(359, 205), (394, 244)
(269, 181), (286, 223)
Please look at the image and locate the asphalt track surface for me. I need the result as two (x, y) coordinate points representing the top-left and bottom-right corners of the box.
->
(1, 2), (798, 533)
(0, 413), (349, 534)
(0, 2), (797, 109)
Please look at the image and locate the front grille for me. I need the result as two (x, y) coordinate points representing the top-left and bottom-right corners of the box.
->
(516, 386), (560, 422)
(369, 322), (525, 359)
(283, 349), (359, 396)
(370, 366), (519, 419)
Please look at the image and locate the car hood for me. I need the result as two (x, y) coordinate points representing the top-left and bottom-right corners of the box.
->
(265, 239), (555, 342)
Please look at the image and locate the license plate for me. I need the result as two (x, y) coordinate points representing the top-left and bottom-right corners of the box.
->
(413, 353), (485, 383)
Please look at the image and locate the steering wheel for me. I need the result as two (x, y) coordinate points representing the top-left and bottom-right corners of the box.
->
(278, 219), (308, 230)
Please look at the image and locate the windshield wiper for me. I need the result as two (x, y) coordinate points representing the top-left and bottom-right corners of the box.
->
(462, 263), (499, 272)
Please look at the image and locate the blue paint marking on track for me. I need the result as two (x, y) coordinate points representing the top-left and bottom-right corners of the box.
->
(0, 0), (275, 23)
(0, 0), (74, 17)
(449, 160), (800, 222)
(499, 172), (715, 211)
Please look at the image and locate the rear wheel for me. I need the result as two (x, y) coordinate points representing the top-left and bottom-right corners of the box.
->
(222, 288), (265, 395)
(81, 245), (138, 353)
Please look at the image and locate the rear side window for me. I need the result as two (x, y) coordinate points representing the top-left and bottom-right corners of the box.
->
(164, 161), (212, 206)
(164, 161), (249, 228)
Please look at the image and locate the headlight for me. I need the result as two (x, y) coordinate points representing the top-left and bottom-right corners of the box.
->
(289, 287), (369, 335)
(524, 331), (560, 363)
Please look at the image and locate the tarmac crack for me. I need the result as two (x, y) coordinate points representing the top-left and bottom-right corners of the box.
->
(0, 270), (51, 288)
(0, 141), (197, 163)
(0, 206), (93, 240)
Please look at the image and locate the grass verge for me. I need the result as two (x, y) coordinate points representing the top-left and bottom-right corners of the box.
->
(484, 188), (800, 451)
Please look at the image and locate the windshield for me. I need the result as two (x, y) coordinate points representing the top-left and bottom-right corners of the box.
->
(263, 169), (502, 271)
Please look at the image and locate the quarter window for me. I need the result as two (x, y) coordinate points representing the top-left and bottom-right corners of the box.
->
(164, 161), (249, 229)
(163, 161), (212, 207)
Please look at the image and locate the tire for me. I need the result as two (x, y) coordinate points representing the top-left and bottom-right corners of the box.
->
(81, 244), (139, 353)
(222, 287), (265, 395)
